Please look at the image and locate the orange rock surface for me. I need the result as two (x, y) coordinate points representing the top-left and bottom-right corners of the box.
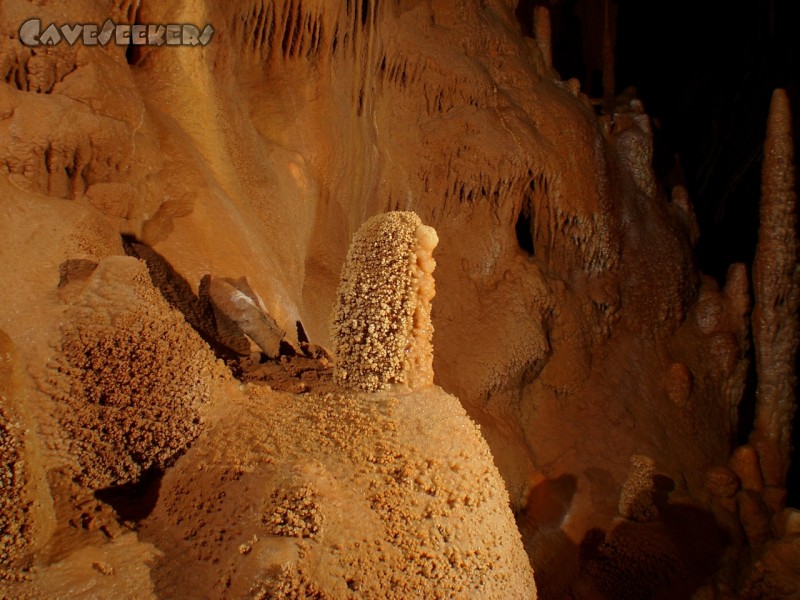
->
(0, 0), (798, 597)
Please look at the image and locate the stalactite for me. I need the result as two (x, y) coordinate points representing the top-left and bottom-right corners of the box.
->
(750, 89), (799, 498)
(227, 1), (333, 66)
(533, 5), (552, 70)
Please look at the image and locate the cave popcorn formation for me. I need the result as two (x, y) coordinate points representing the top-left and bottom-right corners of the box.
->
(0, 0), (798, 596)
(332, 211), (439, 392)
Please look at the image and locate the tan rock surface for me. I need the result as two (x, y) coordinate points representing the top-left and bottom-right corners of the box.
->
(0, 0), (797, 597)
(141, 384), (536, 598)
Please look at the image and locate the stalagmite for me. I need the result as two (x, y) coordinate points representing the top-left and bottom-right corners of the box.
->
(671, 185), (701, 246)
(737, 490), (771, 547)
(331, 211), (438, 392)
(730, 445), (766, 494)
(0, 331), (31, 576)
(750, 89), (800, 496)
(533, 5), (552, 70)
(706, 466), (742, 540)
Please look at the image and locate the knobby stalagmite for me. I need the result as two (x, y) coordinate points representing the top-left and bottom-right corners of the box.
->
(331, 211), (438, 392)
(750, 89), (799, 500)
(0, 331), (31, 579)
(0, 0), (798, 597)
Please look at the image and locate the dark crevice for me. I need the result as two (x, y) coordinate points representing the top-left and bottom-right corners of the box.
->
(252, 3), (266, 53)
(289, 1), (304, 57)
(281, 5), (294, 56)
(125, 40), (142, 66)
(125, 3), (143, 66)
(514, 0), (536, 37)
(735, 342), (758, 448)
(94, 467), (164, 522)
(279, 340), (297, 357)
(296, 320), (310, 344)
(265, 4), (276, 59)
(361, 0), (370, 27)
(516, 200), (536, 256)
(357, 87), (364, 115)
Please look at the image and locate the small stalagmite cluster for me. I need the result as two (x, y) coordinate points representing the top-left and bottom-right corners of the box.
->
(331, 211), (439, 392)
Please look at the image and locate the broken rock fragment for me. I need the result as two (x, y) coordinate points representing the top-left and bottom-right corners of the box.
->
(206, 276), (285, 359)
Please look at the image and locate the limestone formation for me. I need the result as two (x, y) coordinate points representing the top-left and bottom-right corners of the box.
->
(738, 490), (771, 547)
(0, 331), (31, 580)
(730, 445), (766, 494)
(750, 89), (799, 493)
(706, 466), (741, 500)
(670, 185), (700, 246)
(52, 257), (222, 488)
(0, 1), (797, 598)
(142, 385), (537, 599)
(332, 211), (438, 392)
(533, 6), (552, 69)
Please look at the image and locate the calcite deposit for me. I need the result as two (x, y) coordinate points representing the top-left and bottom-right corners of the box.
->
(0, 0), (798, 598)
(332, 211), (438, 392)
(751, 89), (799, 494)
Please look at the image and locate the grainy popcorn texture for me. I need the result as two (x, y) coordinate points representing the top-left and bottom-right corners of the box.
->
(0, 0), (798, 597)
(0, 332), (32, 580)
(52, 257), (219, 489)
(332, 211), (438, 392)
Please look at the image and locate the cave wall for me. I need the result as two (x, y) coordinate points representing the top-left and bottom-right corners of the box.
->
(0, 0), (797, 597)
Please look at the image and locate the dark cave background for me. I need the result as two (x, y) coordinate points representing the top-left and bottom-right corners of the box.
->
(515, 0), (800, 504)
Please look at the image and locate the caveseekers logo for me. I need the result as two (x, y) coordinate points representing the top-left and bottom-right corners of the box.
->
(19, 18), (214, 47)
